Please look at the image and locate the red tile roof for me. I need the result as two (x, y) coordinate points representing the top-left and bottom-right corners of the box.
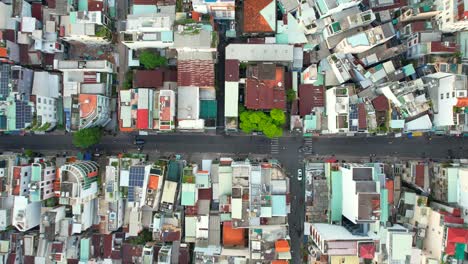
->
(198, 188), (212, 200)
(245, 66), (286, 110)
(122, 244), (143, 263)
(161, 231), (181, 242)
(178, 60), (214, 87)
(31, 3), (43, 21)
(298, 84), (324, 116)
(243, 0), (275, 33)
(88, 0), (104, 11)
(137, 109), (149, 129)
(410, 21), (429, 32)
(430, 42), (458, 53)
(415, 164), (424, 187)
(223, 221), (245, 246)
(446, 228), (468, 255)
(359, 243), (376, 259)
(372, 95), (389, 111)
(358, 103), (367, 129)
(134, 70), (164, 88)
(225, 60), (240, 82)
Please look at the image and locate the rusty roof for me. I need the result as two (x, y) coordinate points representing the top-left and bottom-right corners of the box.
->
(298, 84), (324, 116)
(243, 0), (275, 33)
(372, 95), (389, 111)
(178, 60), (214, 87)
(245, 65), (286, 110)
(358, 103), (367, 129)
(134, 69), (164, 88)
(225, 60), (240, 82)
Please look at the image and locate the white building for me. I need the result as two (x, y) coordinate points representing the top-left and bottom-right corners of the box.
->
(58, 161), (100, 233)
(120, 6), (175, 50)
(314, 0), (361, 18)
(12, 196), (41, 231)
(423, 73), (467, 129)
(30, 160), (56, 202)
(325, 86), (350, 134)
(435, 0), (468, 32)
(192, 0), (235, 20)
(60, 11), (111, 44)
(32, 72), (61, 129)
(340, 164), (380, 224)
(334, 23), (395, 54)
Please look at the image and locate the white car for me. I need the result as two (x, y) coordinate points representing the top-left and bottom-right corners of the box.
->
(297, 169), (303, 181)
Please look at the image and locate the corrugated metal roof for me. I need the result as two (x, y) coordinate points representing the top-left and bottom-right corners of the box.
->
(177, 60), (214, 87)
(199, 100), (217, 119)
(136, 109), (149, 129)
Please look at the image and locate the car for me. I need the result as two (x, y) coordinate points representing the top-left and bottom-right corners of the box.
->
(297, 169), (303, 181)
(134, 138), (145, 145)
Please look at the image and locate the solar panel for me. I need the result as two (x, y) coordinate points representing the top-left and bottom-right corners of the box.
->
(127, 186), (135, 202)
(0, 64), (11, 99)
(15, 100), (32, 129)
(129, 166), (145, 187)
(349, 104), (358, 132)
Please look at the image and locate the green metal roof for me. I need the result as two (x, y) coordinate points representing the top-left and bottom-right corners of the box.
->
(181, 183), (196, 206)
(199, 100), (217, 119)
(331, 171), (343, 222)
(78, 0), (88, 11)
(271, 195), (287, 216)
(167, 160), (181, 182)
(380, 188), (389, 223)
(80, 238), (90, 261)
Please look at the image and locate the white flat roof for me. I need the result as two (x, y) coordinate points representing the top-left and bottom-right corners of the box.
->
(226, 44), (294, 62)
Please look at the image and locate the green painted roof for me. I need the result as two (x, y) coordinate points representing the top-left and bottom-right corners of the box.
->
(80, 238), (90, 261)
(167, 160), (181, 182)
(31, 166), (41, 181)
(276, 33), (289, 44)
(331, 22), (342, 32)
(447, 168), (458, 203)
(78, 0), (88, 11)
(181, 183), (196, 206)
(455, 243), (466, 260)
(304, 115), (317, 130)
(380, 188), (389, 223)
(271, 195), (287, 216)
(402, 64), (416, 76)
(347, 33), (369, 47)
(331, 170), (343, 222)
(200, 100), (217, 119)
(132, 5), (157, 15)
(316, 0), (329, 15)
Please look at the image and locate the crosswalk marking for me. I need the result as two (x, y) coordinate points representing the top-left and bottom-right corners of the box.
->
(271, 138), (279, 155)
(303, 137), (313, 155)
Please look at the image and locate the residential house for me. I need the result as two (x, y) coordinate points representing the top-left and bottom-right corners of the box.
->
(314, 0), (361, 18)
(244, 63), (287, 111)
(242, 0), (276, 34)
(29, 159), (56, 202)
(58, 160), (100, 233)
(192, 0), (235, 20)
(54, 59), (114, 131)
(31, 71), (60, 130)
(423, 72), (467, 131)
(325, 85), (351, 134)
(120, 6), (175, 49)
(435, 0), (468, 32)
(60, 0), (112, 44)
(119, 88), (175, 132)
(407, 35), (458, 60)
(334, 23), (395, 54)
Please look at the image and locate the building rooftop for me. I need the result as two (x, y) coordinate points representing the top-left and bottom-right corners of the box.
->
(298, 84), (325, 116)
(243, 0), (276, 33)
(245, 65), (286, 110)
(177, 59), (214, 87)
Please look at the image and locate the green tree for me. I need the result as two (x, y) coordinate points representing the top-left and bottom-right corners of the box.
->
(139, 50), (167, 70)
(239, 111), (251, 122)
(24, 149), (34, 158)
(286, 89), (296, 103)
(240, 120), (256, 133)
(123, 71), (133, 89)
(263, 123), (282, 138)
(270, 108), (286, 125)
(73, 127), (103, 149)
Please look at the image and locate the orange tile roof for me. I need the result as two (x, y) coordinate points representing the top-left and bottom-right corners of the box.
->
(223, 222), (245, 246)
(272, 261), (289, 264)
(243, 0), (275, 33)
(79, 94), (97, 118)
(275, 239), (290, 252)
(148, 175), (160, 190)
(0, 48), (7, 58)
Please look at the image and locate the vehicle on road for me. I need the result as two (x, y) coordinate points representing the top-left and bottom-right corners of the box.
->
(133, 138), (145, 145)
(297, 169), (303, 181)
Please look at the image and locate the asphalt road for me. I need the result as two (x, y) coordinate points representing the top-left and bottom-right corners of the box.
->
(1, 134), (465, 159)
(0, 133), (466, 262)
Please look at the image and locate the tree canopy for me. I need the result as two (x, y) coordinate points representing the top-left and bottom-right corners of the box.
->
(73, 127), (103, 149)
(239, 108), (285, 138)
(139, 50), (167, 70)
